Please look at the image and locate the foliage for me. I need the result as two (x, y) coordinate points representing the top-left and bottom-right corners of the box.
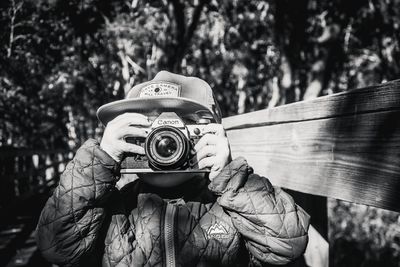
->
(329, 199), (400, 267)
(1, 0), (399, 149)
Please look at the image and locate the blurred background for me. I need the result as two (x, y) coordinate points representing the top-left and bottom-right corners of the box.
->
(0, 0), (399, 266)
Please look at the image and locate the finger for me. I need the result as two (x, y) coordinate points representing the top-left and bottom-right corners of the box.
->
(108, 113), (151, 127)
(119, 127), (149, 139)
(202, 123), (226, 137)
(194, 134), (219, 151)
(119, 141), (145, 155)
(194, 145), (216, 163)
(197, 156), (216, 170)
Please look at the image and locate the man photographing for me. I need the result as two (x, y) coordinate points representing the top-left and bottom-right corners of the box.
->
(36, 71), (310, 266)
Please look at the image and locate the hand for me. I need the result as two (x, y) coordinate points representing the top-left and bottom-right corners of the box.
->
(100, 113), (151, 162)
(194, 124), (232, 181)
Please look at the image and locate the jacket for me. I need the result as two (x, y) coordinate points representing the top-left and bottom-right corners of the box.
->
(36, 139), (310, 266)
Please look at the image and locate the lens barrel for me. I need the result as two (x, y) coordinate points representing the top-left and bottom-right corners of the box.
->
(145, 126), (190, 170)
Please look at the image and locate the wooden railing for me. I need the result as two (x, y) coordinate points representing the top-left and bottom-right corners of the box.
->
(0, 149), (72, 208)
(0, 148), (72, 266)
(222, 79), (400, 266)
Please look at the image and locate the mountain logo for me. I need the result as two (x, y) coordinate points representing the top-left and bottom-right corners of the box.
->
(206, 223), (231, 240)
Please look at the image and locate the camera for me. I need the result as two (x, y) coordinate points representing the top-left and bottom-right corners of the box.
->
(120, 112), (210, 173)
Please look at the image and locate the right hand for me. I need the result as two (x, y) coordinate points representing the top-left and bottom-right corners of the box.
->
(100, 113), (151, 162)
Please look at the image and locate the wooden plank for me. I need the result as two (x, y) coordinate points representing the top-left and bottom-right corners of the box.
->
(223, 79), (400, 129)
(5, 231), (38, 267)
(304, 225), (329, 267)
(223, 80), (400, 211)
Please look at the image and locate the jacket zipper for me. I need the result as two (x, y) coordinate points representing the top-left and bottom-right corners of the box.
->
(164, 203), (177, 267)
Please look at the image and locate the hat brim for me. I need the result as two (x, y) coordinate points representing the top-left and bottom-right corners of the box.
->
(97, 97), (217, 125)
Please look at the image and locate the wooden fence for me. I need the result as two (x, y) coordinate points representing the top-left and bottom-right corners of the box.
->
(0, 149), (72, 266)
(222, 79), (400, 266)
(0, 149), (72, 209)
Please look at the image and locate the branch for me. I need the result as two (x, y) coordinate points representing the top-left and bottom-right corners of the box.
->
(7, 0), (16, 58)
(118, 51), (131, 95)
(184, 0), (209, 45)
(169, 0), (186, 44)
(303, 78), (323, 100)
(169, 0), (209, 71)
(268, 77), (280, 108)
(7, 0), (24, 58)
(12, 34), (27, 42)
(126, 55), (146, 74)
(303, 59), (325, 100)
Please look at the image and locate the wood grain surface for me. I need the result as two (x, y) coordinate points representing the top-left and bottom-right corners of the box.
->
(223, 79), (400, 129)
(223, 80), (400, 211)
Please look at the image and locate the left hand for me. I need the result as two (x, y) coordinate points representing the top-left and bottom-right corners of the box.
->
(194, 124), (232, 181)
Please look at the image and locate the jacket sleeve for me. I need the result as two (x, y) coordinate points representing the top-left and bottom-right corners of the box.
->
(36, 139), (120, 266)
(208, 157), (310, 266)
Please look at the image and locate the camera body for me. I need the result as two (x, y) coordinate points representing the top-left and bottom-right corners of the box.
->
(120, 112), (210, 173)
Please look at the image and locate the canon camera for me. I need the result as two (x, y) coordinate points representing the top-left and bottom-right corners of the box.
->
(120, 112), (211, 173)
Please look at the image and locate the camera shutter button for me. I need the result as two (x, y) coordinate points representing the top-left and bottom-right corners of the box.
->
(198, 119), (211, 124)
(193, 128), (201, 135)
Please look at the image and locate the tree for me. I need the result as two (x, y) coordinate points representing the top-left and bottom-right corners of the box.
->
(0, 0), (399, 149)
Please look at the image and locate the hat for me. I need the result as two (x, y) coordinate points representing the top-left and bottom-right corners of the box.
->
(97, 71), (222, 125)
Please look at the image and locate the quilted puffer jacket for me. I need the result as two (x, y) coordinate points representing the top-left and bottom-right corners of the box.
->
(36, 139), (310, 266)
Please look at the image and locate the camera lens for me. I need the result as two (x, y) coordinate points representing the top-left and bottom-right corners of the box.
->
(155, 136), (177, 158)
(145, 126), (190, 170)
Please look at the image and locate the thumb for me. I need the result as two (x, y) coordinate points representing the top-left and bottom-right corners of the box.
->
(209, 165), (222, 181)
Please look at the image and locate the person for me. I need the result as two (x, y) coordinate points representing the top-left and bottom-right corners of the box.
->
(36, 71), (310, 267)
